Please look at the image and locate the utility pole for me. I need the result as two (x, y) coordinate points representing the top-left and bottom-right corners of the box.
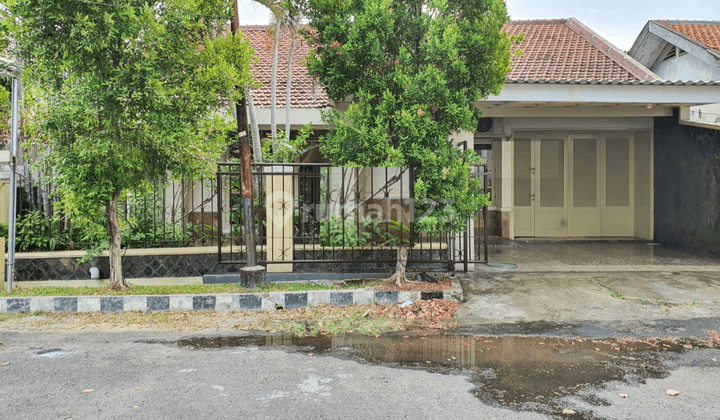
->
(231, 0), (266, 287)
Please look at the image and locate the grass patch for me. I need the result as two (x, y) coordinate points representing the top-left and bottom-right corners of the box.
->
(0, 282), (366, 298)
(609, 290), (625, 300)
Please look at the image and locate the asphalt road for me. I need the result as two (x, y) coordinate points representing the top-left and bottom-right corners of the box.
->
(1, 331), (719, 420)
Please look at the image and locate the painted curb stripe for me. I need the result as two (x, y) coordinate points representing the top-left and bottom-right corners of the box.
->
(0, 286), (461, 313)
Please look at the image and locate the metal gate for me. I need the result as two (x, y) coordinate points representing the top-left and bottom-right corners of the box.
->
(216, 163), (489, 273)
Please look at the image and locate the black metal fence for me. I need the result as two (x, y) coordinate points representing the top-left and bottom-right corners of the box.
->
(13, 176), (220, 252)
(217, 163), (490, 273)
(119, 177), (220, 248)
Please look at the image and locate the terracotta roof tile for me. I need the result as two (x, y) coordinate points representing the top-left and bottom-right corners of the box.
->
(505, 19), (643, 81)
(243, 19), (654, 109)
(241, 25), (330, 109)
(655, 20), (720, 54)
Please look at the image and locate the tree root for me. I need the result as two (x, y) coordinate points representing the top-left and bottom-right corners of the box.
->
(386, 246), (409, 286)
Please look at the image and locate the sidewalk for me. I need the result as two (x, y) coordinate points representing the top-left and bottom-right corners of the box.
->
(458, 241), (720, 330)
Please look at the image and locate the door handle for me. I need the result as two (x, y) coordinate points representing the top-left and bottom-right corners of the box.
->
(531, 194), (535, 201)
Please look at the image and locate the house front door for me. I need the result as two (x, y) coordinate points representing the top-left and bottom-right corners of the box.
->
(513, 133), (634, 238)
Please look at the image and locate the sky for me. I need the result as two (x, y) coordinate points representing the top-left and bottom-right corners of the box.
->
(237, 0), (720, 51)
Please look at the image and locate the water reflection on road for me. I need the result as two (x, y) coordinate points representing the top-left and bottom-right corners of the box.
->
(171, 332), (719, 417)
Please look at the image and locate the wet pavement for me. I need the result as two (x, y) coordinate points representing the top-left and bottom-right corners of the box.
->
(2, 327), (720, 419)
(457, 271), (720, 328)
(479, 240), (720, 272)
(160, 331), (720, 419)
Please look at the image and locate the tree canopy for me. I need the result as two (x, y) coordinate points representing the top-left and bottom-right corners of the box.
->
(302, 0), (514, 232)
(7, 0), (255, 287)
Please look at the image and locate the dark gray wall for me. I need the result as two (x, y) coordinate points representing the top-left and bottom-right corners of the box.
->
(654, 113), (720, 255)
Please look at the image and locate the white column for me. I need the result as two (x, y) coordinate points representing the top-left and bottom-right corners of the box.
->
(500, 127), (514, 239)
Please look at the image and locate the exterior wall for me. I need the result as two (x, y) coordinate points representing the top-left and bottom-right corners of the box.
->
(475, 210), (501, 237)
(652, 53), (720, 81)
(654, 113), (720, 255)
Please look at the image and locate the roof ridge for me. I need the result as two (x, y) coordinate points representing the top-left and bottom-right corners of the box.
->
(565, 17), (660, 82)
(654, 20), (720, 26)
(506, 18), (568, 25)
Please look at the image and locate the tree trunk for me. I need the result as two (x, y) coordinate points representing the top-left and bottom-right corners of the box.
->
(40, 178), (51, 218)
(270, 20), (280, 153)
(106, 190), (129, 290)
(388, 245), (408, 286)
(285, 30), (296, 143)
(245, 84), (263, 162)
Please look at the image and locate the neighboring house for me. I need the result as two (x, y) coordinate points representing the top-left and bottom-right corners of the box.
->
(629, 20), (720, 129)
(242, 26), (331, 161)
(628, 20), (720, 254)
(242, 19), (720, 249)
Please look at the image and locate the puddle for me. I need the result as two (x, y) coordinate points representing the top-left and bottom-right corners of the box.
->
(166, 333), (719, 418)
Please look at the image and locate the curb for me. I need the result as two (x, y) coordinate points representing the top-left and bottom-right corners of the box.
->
(0, 280), (463, 314)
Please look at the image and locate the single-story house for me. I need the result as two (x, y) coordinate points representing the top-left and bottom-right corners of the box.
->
(241, 18), (720, 251)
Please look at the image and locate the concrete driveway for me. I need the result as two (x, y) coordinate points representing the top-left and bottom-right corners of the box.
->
(458, 241), (720, 334)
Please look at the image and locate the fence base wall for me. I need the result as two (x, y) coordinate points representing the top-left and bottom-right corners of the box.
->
(14, 247), (451, 281)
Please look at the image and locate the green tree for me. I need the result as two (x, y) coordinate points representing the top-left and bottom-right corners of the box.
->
(0, 84), (9, 145)
(8, 0), (254, 289)
(302, 0), (514, 283)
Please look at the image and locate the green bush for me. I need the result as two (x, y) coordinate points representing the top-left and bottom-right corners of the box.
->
(15, 210), (70, 251)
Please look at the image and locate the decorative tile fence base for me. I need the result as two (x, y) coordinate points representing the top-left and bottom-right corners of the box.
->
(0, 282), (462, 314)
(15, 248), (450, 281)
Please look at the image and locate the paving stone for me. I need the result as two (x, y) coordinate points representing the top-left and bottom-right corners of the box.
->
(192, 295), (216, 310)
(353, 290), (375, 305)
(215, 295), (236, 311)
(308, 290), (331, 307)
(147, 296), (170, 311)
(124, 296), (146, 311)
(53, 297), (78, 313)
(77, 297), (101, 312)
(261, 298), (277, 311)
(330, 292), (353, 306)
(375, 291), (398, 305)
(30, 297), (54, 313)
(7, 298), (30, 313)
(238, 294), (263, 310)
(397, 291), (413, 303)
(170, 296), (193, 311)
(268, 292), (285, 307)
(421, 291), (444, 301)
(100, 297), (124, 312)
(284, 293), (308, 309)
